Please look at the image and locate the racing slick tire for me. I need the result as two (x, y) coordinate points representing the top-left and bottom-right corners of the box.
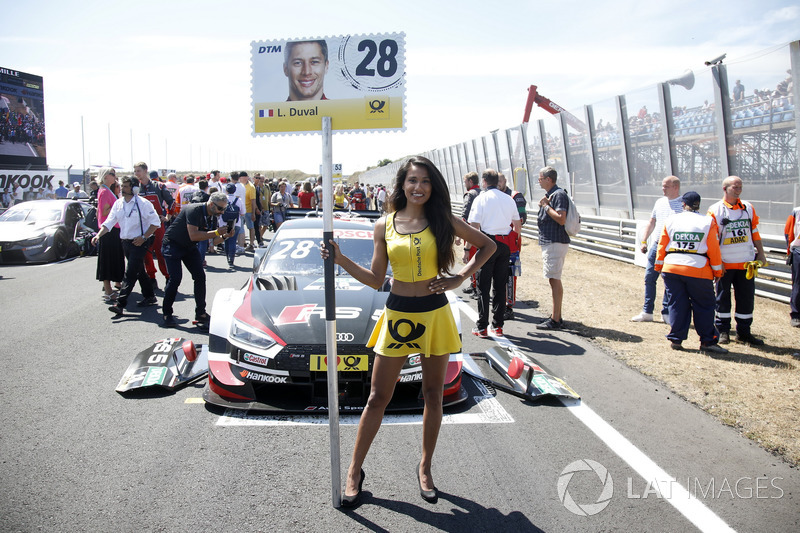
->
(53, 230), (69, 261)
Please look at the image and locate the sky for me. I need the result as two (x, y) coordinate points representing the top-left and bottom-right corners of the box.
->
(1, 0), (798, 175)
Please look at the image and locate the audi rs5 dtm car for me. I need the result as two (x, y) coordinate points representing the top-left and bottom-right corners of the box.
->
(203, 214), (467, 413)
(0, 199), (93, 263)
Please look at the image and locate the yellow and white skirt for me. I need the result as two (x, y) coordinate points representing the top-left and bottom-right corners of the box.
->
(368, 292), (460, 357)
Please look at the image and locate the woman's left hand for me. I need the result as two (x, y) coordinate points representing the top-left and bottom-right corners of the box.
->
(428, 275), (463, 294)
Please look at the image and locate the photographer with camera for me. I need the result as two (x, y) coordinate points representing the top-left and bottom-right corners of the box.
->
(160, 192), (231, 327)
(270, 180), (294, 230)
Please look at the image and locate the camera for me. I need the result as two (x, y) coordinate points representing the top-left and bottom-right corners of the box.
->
(227, 220), (234, 233)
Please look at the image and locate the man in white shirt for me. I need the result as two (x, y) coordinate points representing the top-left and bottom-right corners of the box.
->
(91, 176), (161, 317)
(632, 176), (684, 323)
(468, 169), (521, 337)
(376, 186), (386, 213)
(67, 182), (89, 200)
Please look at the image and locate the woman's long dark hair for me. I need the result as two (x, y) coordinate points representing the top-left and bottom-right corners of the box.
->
(388, 156), (455, 274)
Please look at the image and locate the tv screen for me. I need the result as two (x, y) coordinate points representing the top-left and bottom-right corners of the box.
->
(0, 67), (46, 170)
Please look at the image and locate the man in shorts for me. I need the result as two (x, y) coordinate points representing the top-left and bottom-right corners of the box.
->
(536, 166), (570, 330)
(235, 172), (258, 251)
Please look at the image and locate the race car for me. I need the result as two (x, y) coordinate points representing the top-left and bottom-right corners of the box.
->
(203, 214), (467, 413)
(0, 199), (94, 263)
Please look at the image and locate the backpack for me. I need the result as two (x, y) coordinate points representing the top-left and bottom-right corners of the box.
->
(222, 197), (240, 222)
(83, 205), (99, 232)
(559, 189), (581, 237)
(191, 190), (210, 204)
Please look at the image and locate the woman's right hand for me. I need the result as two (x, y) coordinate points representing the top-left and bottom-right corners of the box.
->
(319, 238), (340, 263)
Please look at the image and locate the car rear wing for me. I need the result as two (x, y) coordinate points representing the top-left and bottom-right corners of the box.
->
(285, 207), (382, 222)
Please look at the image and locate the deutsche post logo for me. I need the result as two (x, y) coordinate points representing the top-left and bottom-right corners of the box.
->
(369, 99), (386, 113)
(386, 319), (425, 350)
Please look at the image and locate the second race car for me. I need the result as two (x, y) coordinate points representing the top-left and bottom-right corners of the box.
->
(0, 199), (95, 263)
(203, 214), (467, 413)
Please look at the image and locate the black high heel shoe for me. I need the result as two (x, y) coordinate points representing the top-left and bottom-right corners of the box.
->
(341, 468), (365, 508)
(417, 462), (438, 503)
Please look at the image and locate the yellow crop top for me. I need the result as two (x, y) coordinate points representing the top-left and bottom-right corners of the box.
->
(385, 212), (439, 282)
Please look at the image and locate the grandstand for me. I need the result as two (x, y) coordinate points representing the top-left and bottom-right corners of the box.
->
(359, 40), (799, 301)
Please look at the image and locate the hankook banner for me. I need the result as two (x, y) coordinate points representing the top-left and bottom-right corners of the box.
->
(250, 33), (406, 136)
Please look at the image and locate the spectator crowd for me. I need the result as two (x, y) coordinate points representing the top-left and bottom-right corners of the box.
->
(5, 157), (795, 344)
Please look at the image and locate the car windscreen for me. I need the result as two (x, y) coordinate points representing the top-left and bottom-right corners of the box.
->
(0, 205), (62, 223)
(259, 226), (381, 277)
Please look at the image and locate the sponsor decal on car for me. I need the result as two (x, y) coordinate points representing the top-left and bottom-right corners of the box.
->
(398, 371), (423, 383)
(277, 228), (374, 240)
(303, 405), (365, 411)
(239, 369), (288, 383)
(121, 370), (148, 386)
(310, 354), (368, 371)
(407, 355), (421, 366)
(243, 352), (270, 366)
(143, 367), (168, 387)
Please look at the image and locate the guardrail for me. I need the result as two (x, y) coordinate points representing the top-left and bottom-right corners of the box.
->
(454, 201), (792, 304)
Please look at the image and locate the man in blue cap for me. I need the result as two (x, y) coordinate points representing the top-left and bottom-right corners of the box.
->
(655, 191), (727, 353)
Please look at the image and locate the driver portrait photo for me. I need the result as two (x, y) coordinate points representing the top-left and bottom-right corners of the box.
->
(283, 39), (329, 101)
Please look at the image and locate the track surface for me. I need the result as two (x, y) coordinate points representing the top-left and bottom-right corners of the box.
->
(0, 249), (798, 532)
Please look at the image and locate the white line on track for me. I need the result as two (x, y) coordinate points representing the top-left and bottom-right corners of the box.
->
(454, 298), (735, 533)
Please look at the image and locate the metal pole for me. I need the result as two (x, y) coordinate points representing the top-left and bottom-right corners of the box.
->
(789, 41), (800, 202)
(711, 64), (732, 177)
(322, 116), (341, 508)
(80, 116), (86, 178)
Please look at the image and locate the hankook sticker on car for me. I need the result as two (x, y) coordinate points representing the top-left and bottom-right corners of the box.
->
(239, 369), (288, 383)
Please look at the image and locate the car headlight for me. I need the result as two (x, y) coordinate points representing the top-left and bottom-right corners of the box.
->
(19, 235), (46, 247)
(229, 318), (278, 351)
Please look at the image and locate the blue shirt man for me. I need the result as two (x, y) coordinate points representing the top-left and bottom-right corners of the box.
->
(55, 181), (69, 198)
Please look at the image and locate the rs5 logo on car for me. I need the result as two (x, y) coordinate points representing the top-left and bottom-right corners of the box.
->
(275, 304), (362, 325)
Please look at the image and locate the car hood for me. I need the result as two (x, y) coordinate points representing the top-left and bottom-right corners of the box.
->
(245, 279), (389, 345)
(0, 221), (52, 242)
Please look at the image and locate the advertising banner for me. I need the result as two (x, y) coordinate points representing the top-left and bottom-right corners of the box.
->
(0, 168), (72, 192)
(0, 67), (47, 169)
(251, 33), (406, 136)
